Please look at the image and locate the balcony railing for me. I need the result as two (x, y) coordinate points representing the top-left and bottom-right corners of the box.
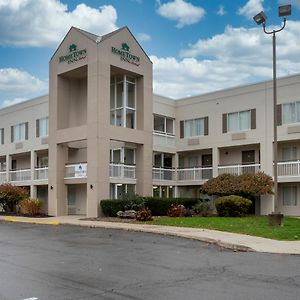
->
(153, 132), (175, 148)
(9, 169), (31, 182)
(152, 167), (176, 181)
(34, 167), (48, 180)
(218, 163), (261, 175)
(110, 163), (136, 179)
(0, 171), (6, 183)
(177, 167), (213, 181)
(65, 163), (87, 179)
(278, 161), (300, 177)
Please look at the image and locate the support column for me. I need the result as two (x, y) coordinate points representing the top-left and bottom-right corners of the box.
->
(212, 147), (220, 178)
(5, 154), (10, 182)
(48, 144), (68, 216)
(30, 185), (37, 199)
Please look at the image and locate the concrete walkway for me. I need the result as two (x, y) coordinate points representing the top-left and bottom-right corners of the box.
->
(1, 215), (300, 255)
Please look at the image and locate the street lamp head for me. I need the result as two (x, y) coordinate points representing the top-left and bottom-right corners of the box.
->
(278, 4), (291, 17)
(253, 11), (267, 25)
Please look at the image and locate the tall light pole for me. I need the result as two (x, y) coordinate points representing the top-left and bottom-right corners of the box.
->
(253, 5), (292, 215)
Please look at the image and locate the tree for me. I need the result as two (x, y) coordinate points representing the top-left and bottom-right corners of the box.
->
(0, 183), (29, 213)
(201, 172), (273, 198)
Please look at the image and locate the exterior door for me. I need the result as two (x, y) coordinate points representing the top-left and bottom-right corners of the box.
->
(202, 154), (212, 179)
(242, 150), (255, 174)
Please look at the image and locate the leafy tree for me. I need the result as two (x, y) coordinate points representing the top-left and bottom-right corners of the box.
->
(0, 183), (29, 213)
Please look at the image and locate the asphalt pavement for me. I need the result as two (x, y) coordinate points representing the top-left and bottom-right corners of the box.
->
(0, 221), (299, 300)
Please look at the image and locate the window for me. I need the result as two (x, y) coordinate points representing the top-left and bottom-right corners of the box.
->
(228, 110), (251, 132)
(0, 128), (4, 145)
(110, 75), (136, 129)
(11, 123), (28, 142)
(153, 115), (174, 135)
(184, 118), (204, 138)
(282, 101), (300, 124)
(282, 146), (297, 161)
(36, 117), (48, 137)
(283, 186), (297, 206)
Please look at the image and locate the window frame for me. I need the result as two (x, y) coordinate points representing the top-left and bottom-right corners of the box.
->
(282, 101), (300, 125)
(153, 114), (175, 136)
(183, 117), (205, 138)
(227, 110), (251, 133)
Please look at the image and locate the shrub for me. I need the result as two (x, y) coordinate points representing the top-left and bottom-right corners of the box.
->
(192, 200), (211, 216)
(0, 183), (29, 213)
(215, 195), (252, 217)
(167, 204), (186, 217)
(19, 198), (43, 216)
(136, 209), (153, 221)
(100, 199), (131, 217)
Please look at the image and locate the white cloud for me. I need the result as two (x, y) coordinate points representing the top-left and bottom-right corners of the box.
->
(0, 0), (118, 47)
(151, 21), (300, 99)
(217, 5), (227, 16)
(237, 0), (264, 19)
(137, 33), (151, 42)
(156, 0), (205, 28)
(0, 68), (47, 95)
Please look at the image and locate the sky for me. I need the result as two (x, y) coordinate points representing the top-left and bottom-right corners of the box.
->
(0, 0), (300, 107)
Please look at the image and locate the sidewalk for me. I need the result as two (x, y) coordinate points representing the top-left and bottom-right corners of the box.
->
(1, 215), (300, 255)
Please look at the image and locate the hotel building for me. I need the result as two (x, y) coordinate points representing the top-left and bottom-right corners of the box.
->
(1, 27), (300, 217)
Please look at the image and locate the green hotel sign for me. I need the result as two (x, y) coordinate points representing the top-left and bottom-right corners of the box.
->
(59, 44), (87, 64)
(111, 43), (140, 66)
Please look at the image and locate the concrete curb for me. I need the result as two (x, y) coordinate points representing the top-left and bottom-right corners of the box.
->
(0, 217), (60, 226)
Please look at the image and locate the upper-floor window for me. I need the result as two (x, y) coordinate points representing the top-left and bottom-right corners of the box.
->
(282, 101), (300, 124)
(0, 128), (4, 145)
(223, 109), (256, 133)
(11, 122), (28, 142)
(36, 117), (48, 137)
(110, 75), (136, 129)
(180, 117), (208, 138)
(153, 115), (174, 135)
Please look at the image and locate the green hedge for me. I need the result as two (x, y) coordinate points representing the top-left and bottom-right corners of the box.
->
(215, 195), (252, 217)
(100, 197), (199, 217)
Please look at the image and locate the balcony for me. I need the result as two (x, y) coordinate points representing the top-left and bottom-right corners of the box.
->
(153, 132), (175, 148)
(278, 161), (300, 177)
(9, 169), (31, 182)
(110, 163), (136, 179)
(218, 163), (261, 175)
(152, 167), (176, 181)
(34, 167), (48, 181)
(177, 167), (213, 181)
(65, 163), (87, 179)
(0, 171), (6, 183)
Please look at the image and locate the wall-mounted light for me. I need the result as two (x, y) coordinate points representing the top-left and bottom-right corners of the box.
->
(90, 184), (93, 189)
(50, 185), (53, 190)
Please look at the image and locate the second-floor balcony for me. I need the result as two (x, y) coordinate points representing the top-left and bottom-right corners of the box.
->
(65, 163), (87, 179)
(177, 167), (213, 181)
(0, 171), (6, 183)
(278, 161), (300, 177)
(110, 163), (136, 179)
(153, 132), (175, 148)
(9, 169), (31, 182)
(218, 163), (261, 176)
(34, 167), (48, 181)
(152, 167), (176, 181)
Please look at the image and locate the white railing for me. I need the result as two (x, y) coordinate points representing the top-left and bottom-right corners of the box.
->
(0, 171), (6, 183)
(153, 132), (175, 148)
(65, 163), (87, 179)
(9, 169), (31, 182)
(177, 167), (213, 181)
(218, 163), (261, 175)
(152, 167), (176, 181)
(110, 163), (136, 179)
(34, 167), (48, 180)
(278, 161), (300, 177)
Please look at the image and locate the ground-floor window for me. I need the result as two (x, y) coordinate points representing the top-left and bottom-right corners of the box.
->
(110, 183), (135, 199)
(282, 185), (297, 206)
(153, 185), (174, 198)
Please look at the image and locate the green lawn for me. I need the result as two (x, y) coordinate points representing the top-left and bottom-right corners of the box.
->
(147, 216), (300, 240)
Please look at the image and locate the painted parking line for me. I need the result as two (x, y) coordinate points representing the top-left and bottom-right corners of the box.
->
(2, 217), (59, 225)
(22, 298), (38, 300)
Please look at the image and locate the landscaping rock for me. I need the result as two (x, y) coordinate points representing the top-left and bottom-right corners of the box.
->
(117, 210), (137, 219)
